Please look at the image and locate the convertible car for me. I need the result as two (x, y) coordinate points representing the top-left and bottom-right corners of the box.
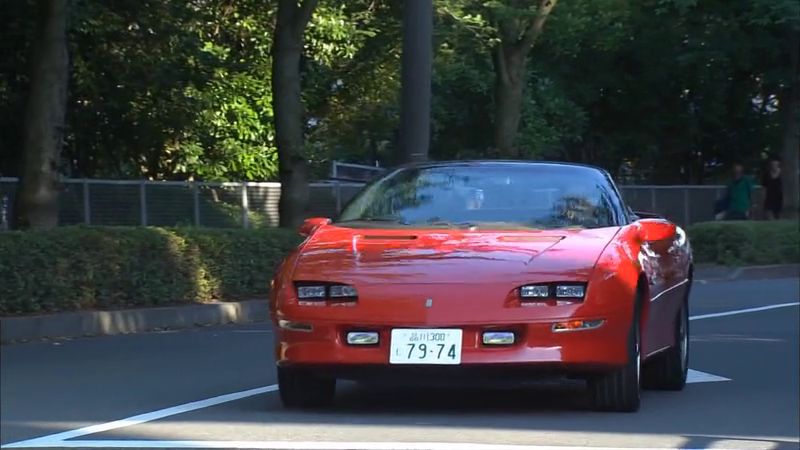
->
(269, 161), (692, 412)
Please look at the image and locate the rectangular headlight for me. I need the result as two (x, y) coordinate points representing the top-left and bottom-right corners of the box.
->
(520, 285), (549, 298)
(556, 285), (585, 298)
(297, 285), (326, 299)
(329, 285), (358, 298)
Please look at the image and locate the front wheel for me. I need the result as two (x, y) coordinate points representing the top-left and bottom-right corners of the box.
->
(589, 303), (642, 412)
(643, 300), (689, 390)
(278, 367), (336, 408)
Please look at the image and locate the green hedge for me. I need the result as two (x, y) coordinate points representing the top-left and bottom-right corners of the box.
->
(688, 220), (800, 266)
(0, 226), (302, 315)
(2, 221), (797, 315)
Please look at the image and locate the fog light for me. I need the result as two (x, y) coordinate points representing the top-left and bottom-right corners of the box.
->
(347, 331), (379, 345)
(278, 320), (313, 332)
(482, 331), (515, 345)
(552, 319), (604, 333)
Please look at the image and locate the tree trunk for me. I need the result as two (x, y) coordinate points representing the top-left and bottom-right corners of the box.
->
(778, 28), (799, 219)
(14, 0), (69, 230)
(490, 0), (558, 158)
(272, 0), (317, 229)
(397, 0), (433, 164)
(492, 44), (526, 157)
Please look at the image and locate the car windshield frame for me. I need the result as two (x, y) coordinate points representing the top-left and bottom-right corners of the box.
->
(334, 162), (629, 229)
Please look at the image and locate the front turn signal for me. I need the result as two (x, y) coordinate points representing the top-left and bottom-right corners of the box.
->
(552, 319), (604, 333)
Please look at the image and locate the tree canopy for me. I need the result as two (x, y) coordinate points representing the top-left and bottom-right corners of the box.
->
(2, 0), (797, 187)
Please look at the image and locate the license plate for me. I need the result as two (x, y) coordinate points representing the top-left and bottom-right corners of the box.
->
(389, 329), (462, 365)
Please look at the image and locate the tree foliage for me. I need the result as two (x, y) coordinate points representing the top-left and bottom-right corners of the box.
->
(1, 0), (796, 194)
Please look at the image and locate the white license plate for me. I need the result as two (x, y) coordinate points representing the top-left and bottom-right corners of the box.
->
(389, 329), (462, 365)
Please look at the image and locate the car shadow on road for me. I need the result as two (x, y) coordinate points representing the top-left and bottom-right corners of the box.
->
(321, 380), (591, 413)
(107, 381), (796, 450)
(220, 380), (796, 439)
(681, 435), (800, 450)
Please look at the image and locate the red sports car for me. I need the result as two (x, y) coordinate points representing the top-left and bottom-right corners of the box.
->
(269, 161), (692, 412)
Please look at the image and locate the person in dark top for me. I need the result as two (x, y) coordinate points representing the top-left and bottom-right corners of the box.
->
(761, 158), (783, 220)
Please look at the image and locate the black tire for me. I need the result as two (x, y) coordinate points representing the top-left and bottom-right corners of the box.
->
(278, 366), (336, 408)
(643, 298), (689, 391)
(590, 294), (642, 412)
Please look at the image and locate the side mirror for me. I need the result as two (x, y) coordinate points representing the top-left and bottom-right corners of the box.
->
(636, 218), (676, 242)
(298, 217), (331, 237)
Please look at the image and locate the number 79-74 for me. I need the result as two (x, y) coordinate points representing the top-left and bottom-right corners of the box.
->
(405, 343), (455, 359)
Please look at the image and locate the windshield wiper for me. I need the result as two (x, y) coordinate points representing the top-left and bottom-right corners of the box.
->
(337, 216), (410, 225)
(425, 220), (476, 229)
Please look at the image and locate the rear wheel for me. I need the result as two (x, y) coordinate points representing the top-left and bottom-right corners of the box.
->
(278, 367), (336, 408)
(643, 299), (689, 390)
(590, 295), (642, 412)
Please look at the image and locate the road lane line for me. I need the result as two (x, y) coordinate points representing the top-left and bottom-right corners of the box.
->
(3, 301), (797, 449)
(1, 386), (278, 449)
(689, 302), (800, 321)
(0, 440), (729, 450)
(686, 369), (730, 383)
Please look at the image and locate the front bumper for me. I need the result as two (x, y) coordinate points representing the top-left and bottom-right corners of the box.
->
(274, 309), (631, 373)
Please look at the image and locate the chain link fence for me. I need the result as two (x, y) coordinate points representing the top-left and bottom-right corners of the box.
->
(0, 177), (762, 229)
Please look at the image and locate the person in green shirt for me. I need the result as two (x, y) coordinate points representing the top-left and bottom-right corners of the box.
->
(724, 163), (754, 220)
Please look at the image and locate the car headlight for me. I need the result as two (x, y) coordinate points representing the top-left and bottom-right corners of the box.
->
(520, 285), (549, 298)
(556, 284), (585, 298)
(518, 283), (586, 301)
(329, 284), (358, 298)
(295, 283), (358, 301)
(297, 285), (326, 299)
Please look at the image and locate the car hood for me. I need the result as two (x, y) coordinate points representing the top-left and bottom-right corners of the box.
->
(292, 225), (621, 285)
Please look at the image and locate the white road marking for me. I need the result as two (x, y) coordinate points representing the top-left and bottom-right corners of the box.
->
(0, 441), (727, 450)
(686, 369), (730, 384)
(1, 386), (277, 449)
(3, 300), (797, 450)
(689, 302), (800, 321)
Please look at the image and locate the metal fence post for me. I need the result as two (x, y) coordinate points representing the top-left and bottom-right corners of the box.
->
(82, 179), (91, 224)
(193, 182), (200, 227)
(650, 188), (656, 212)
(140, 180), (147, 226)
(335, 181), (342, 214)
(0, 194), (8, 231)
(241, 182), (249, 229)
(683, 188), (690, 226)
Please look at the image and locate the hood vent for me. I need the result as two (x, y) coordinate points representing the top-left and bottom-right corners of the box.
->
(361, 235), (418, 241)
(497, 235), (564, 243)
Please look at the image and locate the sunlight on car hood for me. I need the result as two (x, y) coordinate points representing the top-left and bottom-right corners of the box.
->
(293, 226), (621, 285)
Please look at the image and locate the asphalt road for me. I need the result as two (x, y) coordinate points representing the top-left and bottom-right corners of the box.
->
(1, 277), (798, 450)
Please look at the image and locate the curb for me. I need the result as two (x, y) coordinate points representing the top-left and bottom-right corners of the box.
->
(0, 300), (267, 344)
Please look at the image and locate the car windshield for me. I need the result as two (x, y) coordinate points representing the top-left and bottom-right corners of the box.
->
(336, 164), (623, 229)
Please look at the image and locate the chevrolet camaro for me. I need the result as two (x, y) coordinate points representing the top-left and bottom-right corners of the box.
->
(269, 161), (692, 412)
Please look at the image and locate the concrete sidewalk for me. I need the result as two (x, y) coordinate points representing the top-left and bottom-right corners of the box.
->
(2, 264), (796, 344)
